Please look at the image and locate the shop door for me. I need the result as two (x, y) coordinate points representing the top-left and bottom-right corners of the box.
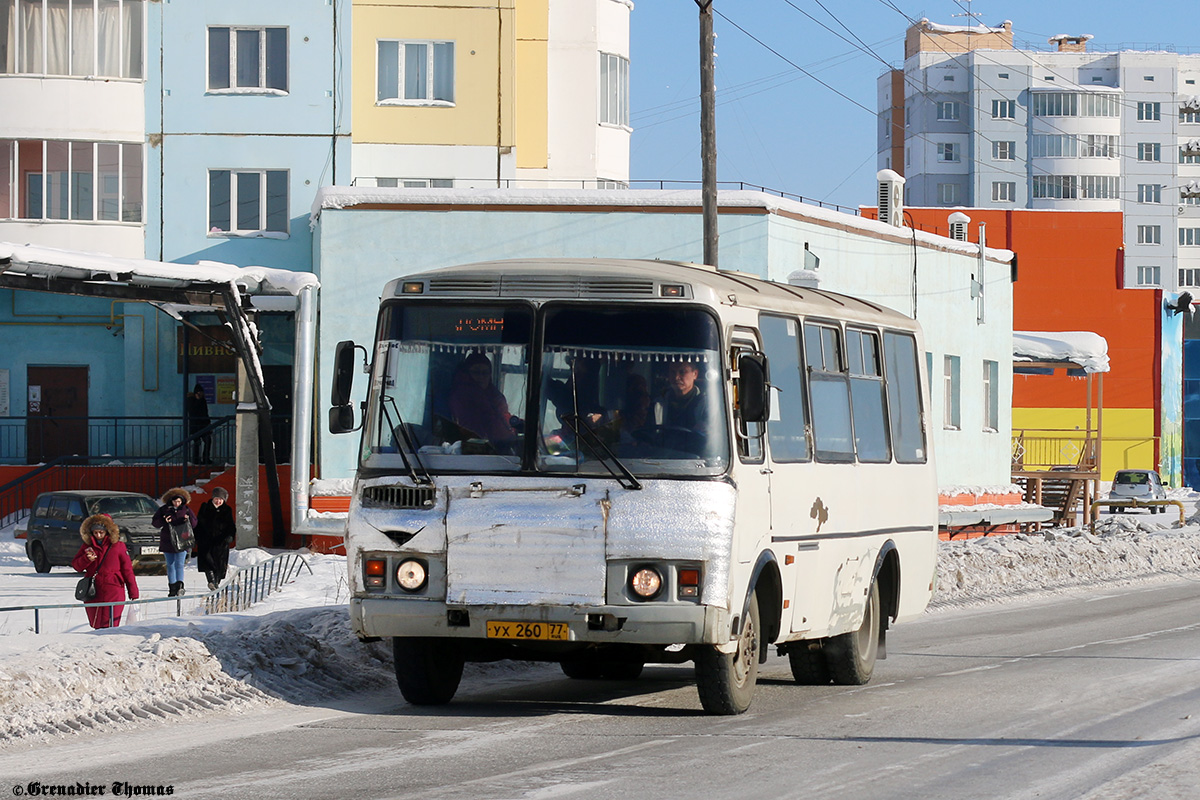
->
(26, 366), (89, 463)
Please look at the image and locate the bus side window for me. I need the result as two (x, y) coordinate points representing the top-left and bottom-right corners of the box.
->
(760, 314), (810, 462)
(732, 343), (764, 462)
(804, 321), (854, 462)
(883, 331), (927, 462)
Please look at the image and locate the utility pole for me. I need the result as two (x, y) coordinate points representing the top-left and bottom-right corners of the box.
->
(697, 0), (718, 267)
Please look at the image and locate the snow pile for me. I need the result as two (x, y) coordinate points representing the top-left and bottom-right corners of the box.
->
(4, 503), (1200, 746)
(1013, 330), (1110, 373)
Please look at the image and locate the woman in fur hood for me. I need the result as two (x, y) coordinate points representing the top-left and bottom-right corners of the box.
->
(71, 514), (140, 629)
(152, 487), (197, 597)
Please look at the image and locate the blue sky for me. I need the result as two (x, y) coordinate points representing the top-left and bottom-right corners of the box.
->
(629, 1), (1193, 209)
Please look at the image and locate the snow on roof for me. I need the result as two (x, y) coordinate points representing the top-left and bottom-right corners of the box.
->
(1048, 34), (1094, 43)
(0, 241), (319, 296)
(311, 187), (1015, 263)
(918, 17), (1011, 35)
(1014, 330), (1109, 373)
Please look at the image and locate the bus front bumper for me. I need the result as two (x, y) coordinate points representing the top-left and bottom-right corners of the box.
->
(351, 596), (732, 646)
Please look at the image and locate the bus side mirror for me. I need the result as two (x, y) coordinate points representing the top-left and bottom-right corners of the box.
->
(329, 340), (361, 434)
(738, 353), (769, 424)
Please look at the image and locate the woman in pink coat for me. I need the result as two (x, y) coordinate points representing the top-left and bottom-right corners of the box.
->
(71, 513), (140, 629)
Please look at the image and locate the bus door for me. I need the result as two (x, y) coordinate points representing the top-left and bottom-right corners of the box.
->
(731, 331), (771, 570)
(758, 314), (825, 635)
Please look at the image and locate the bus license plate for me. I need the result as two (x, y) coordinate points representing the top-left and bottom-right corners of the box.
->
(486, 621), (569, 641)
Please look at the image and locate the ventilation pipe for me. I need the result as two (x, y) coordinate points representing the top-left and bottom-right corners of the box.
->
(877, 169), (905, 227)
(948, 211), (971, 241)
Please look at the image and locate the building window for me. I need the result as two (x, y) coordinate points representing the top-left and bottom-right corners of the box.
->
(938, 183), (961, 204)
(208, 169), (288, 236)
(992, 181), (1016, 202)
(1, 0), (143, 78)
(943, 355), (960, 430)
(992, 140), (1015, 160)
(0, 138), (141, 222)
(208, 27), (288, 93)
(1137, 184), (1163, 203)
(1033, 175), (1077, 200)
(1138, 265), (1161, 286)
(376, 40), (455, 105)
(373, 178), (453, 188)
(998, 72), (1009, 79)
(1180, 147), (1200, 164)
(1181, 228), (1200, 246)
(1031, 92), (1120, 117)
(1079, 134), (1118, 158)
(1184, 193), (1200, 206)
(936, 142), (959, 162)
(991, 99), (1016, 119)
(1180, 268), (1200, 287)
(1137, 142), (1162, 162)
(599, 52), (630, 127)
(1139, 224), (1162, 244)
(1182, 109), (1200, 124)
(1138, 102), (1161, 121)
(1080, 175), (1120, 199)
(982, 360), (999, 432)
(1030, 134), (1119, 159)
(936, 101), (959, 121)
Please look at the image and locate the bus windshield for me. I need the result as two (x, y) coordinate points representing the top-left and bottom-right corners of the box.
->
(362, 302), (533, 473)
(360, 301), (729, 478)
(537, 305), (728, 477)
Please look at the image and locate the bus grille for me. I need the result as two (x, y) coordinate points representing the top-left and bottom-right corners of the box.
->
(500, 275), (656, 297)
(362, 485), (437, 509)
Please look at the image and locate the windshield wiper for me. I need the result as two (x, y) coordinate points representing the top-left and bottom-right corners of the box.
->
(380, 396), (433, 485)
(561, 414), (642, 490)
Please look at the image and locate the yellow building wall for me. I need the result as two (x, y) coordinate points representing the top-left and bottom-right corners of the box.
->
(1012, 407), (1157, 481)
(353, 0), (516, 146)
(515, 0), (548, 169)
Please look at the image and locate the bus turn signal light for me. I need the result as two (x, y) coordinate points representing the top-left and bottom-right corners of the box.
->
(365, 559), (386, 590)
(678, 568), (700, 598)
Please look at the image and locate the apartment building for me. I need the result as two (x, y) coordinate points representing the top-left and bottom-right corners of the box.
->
(878, 18), (1200, 293)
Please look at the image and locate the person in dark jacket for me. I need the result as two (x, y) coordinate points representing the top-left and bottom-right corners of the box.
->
(196, 486), (235, 590)
(152, 487), (197, 597)
(187, 384), (212, 464)
(71, 513), (139, 629)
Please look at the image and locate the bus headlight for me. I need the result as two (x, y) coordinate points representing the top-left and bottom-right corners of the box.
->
(630, 567), (663, 599)
(396, 559), (428, 592)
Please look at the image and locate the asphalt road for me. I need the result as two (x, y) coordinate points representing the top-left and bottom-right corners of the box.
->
(5, 578), (1200, 800)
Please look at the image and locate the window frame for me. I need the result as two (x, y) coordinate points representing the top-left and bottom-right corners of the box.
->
(206, 25), (289, 94)
(991, 181), (1016, 203)
(943, 354), (961, 431)
(936, 100), (960, 121)
(757, 315), (810, 464)
(599, 51), (630, 128)
(803, 319), (855, 464)
(992, 140), (1016, 161)
(1137, 102), (1161, 121)
(1137, 142), (1162, 162)
(1136, 265), (1161, 286)
(1139, 224), (1162, 245)
(936, 142), (959, 162)
(1, 0), (144, 79)
(991, 98), (1016, 120)
(375, 38), (455, 106)
(206, 168), (289, 237)
(1137, 183), (1163, 204)
(982, 359), (999, 432)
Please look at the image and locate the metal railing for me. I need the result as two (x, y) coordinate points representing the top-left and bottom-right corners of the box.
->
(0, 551), (313, 634)
(1012, 429), (1098, 471)
(0, 415), (237, 465)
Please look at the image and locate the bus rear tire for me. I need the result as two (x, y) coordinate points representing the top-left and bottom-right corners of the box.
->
(694, 591), (760, 715)
(788, 645), (832, 685)
(825, 581), (880, 685)
(393, 637), (464, 705)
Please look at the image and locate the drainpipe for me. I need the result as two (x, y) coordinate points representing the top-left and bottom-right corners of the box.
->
(290, 284), (344, 536)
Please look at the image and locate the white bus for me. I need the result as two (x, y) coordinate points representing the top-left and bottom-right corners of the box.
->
(330, 258), (937, 714)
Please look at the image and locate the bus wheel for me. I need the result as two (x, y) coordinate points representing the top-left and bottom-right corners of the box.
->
(695, 591), (760, 715)
(825, 581), (880, 685)
(788, 645), (832, 685)
(30, 542), (51, 574)
(392, 637), (464, 705)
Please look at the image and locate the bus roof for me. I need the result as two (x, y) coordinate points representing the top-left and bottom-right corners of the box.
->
(382, 259), (917, 330)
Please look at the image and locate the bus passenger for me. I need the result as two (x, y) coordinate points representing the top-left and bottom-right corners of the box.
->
(449, 352), (519, 449)
(648, 360), (709, 455)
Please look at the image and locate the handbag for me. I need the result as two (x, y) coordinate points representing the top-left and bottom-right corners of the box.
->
(170, 519), (196, 552)
(75, 544), (111, 602)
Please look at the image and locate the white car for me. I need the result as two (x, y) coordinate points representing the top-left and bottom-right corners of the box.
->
(1108, 469), (1167, 513)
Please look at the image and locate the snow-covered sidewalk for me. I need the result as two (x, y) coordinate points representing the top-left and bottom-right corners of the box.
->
(2, 496), (1200, 748)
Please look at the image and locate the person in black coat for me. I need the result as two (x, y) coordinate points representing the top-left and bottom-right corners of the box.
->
(196, 487), (235, 590)
(187, 384), (212, 464)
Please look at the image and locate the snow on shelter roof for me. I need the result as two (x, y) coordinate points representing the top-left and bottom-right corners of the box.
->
(1014, 331), (1109, 373)
(0, 242), (319, 296)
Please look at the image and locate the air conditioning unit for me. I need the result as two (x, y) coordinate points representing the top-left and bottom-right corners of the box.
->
(876, 169), (906, 227)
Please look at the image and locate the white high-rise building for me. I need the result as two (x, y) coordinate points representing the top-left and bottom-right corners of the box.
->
(879, 18), (1200, 291)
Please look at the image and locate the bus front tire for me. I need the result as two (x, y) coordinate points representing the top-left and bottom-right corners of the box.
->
(392, 637), (464, 705)
(695, 591), (760, 715)
(824, 581), (880, 685)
